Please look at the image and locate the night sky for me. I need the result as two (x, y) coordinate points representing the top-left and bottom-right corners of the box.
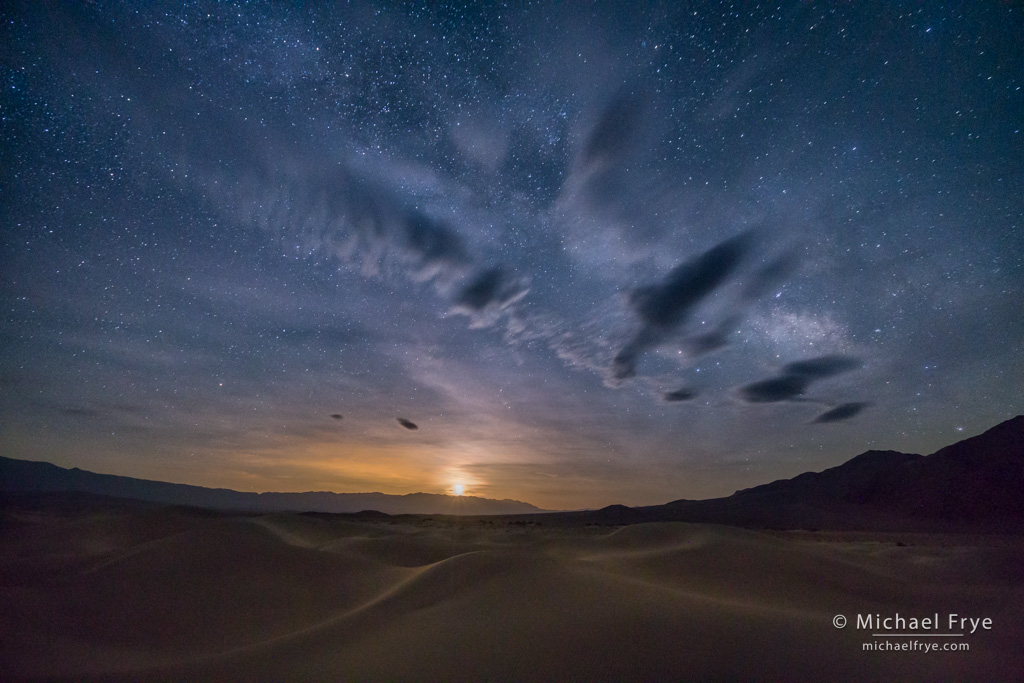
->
(2, 2), (1022, 510)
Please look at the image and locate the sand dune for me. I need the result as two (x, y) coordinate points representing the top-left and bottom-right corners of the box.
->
(2, 498), (1022, 681)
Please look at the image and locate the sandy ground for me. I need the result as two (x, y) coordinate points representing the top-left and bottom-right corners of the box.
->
(2, 500), (1022, 681)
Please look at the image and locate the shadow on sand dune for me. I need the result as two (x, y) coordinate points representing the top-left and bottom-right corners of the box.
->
(2, 497), (1022, 681)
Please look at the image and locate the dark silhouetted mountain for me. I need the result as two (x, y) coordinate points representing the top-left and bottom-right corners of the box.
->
(860, 415), (1024, 521)
(731, 449), (924, 504)
(721, 416), (1024, 523)
(535, 416), (1024, 532)
(3, 416), (1021, 530)
(641, 415), (1024, 531)
(0, 458), (543, 516)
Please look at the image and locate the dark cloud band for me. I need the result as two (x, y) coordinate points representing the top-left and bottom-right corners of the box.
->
(739, 354), (863, 405)
(813, 402), (869, 423)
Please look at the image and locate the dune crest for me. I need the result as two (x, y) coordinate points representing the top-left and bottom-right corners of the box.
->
(2, 498), (1022, 681)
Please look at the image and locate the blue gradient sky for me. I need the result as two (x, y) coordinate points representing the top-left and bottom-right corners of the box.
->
(2, 2), (1021, 509)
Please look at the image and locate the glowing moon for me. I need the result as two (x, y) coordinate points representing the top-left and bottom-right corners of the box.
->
(453, 483), (465, 496)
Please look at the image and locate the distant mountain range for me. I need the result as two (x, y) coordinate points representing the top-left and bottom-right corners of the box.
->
(565, 415), (1024, 532)
(0, 458), (543, 516)
(2, 416), (1022, 530)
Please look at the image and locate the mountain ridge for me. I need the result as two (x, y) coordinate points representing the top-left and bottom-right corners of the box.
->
(0, 457), (544, 515)
(631, 415), (1024, 531)
(3, 416), (1022, 529)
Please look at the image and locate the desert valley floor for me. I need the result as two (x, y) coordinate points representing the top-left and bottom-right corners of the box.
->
(2, 496), (1022, 681)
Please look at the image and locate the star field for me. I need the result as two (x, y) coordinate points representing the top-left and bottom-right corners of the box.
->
(1, 2), (1021, 509)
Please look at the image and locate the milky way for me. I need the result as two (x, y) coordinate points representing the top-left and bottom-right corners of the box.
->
(2, 2), (1021, 508)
